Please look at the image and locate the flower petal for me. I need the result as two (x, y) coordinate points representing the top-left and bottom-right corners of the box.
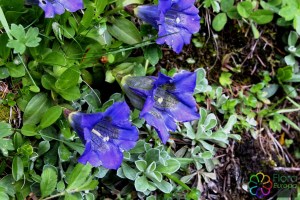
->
(141, 110), (169, 144)
(104, 102), (131, 123)
(171, 71), (197, 93)
(165, 100), (200, 122)
(52, 2), (65, 15)
(58, 0), (83, 12)
(69, 112), (103, 142)
(135, 5), (160, 29)
(39, 1), (55, 18)
(176, 0), (197, 11)
(79, 140), (123, 169)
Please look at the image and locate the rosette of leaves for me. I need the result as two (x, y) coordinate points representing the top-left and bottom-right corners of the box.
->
(117, 141), (181, 196)
(180, 108), (241, 172)
(284, 31), (300, 67)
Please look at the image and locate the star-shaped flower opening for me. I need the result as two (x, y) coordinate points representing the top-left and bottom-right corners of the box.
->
(124, 71), (200, 143)
(134, 0), (200, 53)
(68, 102), (139, 169)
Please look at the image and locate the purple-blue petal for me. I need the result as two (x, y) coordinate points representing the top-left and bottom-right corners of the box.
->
(103, 102), (131, 124)
(171, 71), (197, 93)
(38, 0), (83, 18)
(135, 5), (160, 29)
(78, 140), (123, 169)
(52, 2), (65, 15)
(69, 112), (103, 142)
(158, 0), (172, 13)
(59, 0), (83, 12)
(165, 101), (200, 122)
(141, 109), (172, 144)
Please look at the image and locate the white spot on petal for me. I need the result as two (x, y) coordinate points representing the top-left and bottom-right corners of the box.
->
(103, 136), (110, 142)
(157, 97), (164, 104)
(176, 17), (180, 23)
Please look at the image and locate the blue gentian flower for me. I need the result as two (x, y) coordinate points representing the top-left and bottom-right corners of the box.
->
(134, 0), (200, 53)
(124, 71), (200, 143)
(67, 102), (139, 169)
(38, 0), (83, 18)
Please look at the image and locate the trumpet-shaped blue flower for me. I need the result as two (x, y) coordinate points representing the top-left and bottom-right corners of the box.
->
(67, 102), (139, 169)
(135, 0), (200, 53)
(38, 0), (83, 18)
(124, 71), (200, 143)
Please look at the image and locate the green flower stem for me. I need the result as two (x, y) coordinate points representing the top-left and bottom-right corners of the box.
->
(18, 54), (38, 88)
(286, 96), (300, 108)
(145, 59), (149, 74)
(39, 192), (66, 200)
(164, 173), (191, 191)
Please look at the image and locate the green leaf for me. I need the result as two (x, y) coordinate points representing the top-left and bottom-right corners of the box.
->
(38, 141), (50, 156)
(147, 171), (162, 182)
(6, 40), (25, 54)
(0, 175), (15, 196)
(55, 66), (80, 90)
(25, 27), (41, 47)
(0, 192), (9, 200)
(39, 106), (62, 129)
(58, 86), (81, 101)
(21, 124), (37, 136)
(250, 9), (274, 24)
(146, 161), (156, 173)
(251, 22), (260, 39)
(282, 84), (297, 98)
(237, 1), (253, 18)
(0, 34), (10, 61)
(135, 175), (149, 192)
(293, 14), (300, 35)
(42, 52), (67, 66)
(122, 163), (138, 180)
(41, 74), (56, 90)
(23, 93), (51, 125)
(156, 159), (180, 174)
(10, 24), (25, 40)
(0, 122), (12, 138)
(200, 151), (213, 159)
(220, 0), (234, 12)
(0, 67), (9, 79)
(288, 31), (298, 47)
(6, 24), (41, 54)
(212, 13), (227, 31)
(40, 165), (57, 198)
(143, 45), (162, 66)
(58, 143), (71, 162)
(95, 0), (108, 16)
(152, 179), (173, 193)
(66, 163), (92, 191)
(12, 156), (23, 181)
(219, 72), (232, 86)
(145, 149), (160, 164)
(277, 66), (293, 82)
(135, 160), (147, 172)
(278, 6), (297, 21)
(6, 62), (25, 77)
(0, 139), (14, 156)
(107, 18), (142, 45)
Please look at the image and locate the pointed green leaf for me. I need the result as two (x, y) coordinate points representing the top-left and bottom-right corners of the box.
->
(107, 18), (142, 45)
(12, 156), (23, 181)
(40, 165), (57, 198)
